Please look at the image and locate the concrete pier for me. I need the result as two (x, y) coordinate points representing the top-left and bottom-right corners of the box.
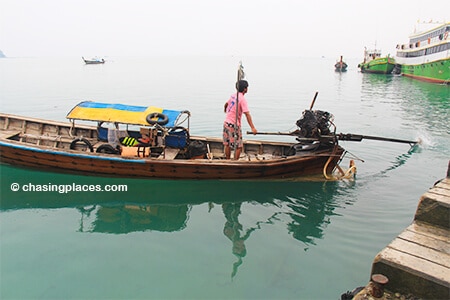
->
(368, 166), (450, 299)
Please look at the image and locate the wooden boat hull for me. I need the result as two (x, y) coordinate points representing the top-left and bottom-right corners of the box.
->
(84, 61), (104, 64)
(0, 113), (345, 180)
(334, 62), (348, 72)
(0, 139), (343, 179)
(82, 57), (105, 64)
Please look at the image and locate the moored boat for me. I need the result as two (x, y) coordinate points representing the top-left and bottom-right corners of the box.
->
(358, 47), (395, 74)
(335, 56), (348, 72)
(0, 101), (350, 180)
(395, 22), (450, 84)
(82, 56), (105, 64)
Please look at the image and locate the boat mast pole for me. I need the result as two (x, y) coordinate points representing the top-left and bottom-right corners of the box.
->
(234, 62), (245, 159)
(309, 92), (319, 110)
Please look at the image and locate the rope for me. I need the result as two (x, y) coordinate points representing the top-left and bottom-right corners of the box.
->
(323, 149), (336, 180)
(323, 146), (356, 181)
(69, 120), (75, 138)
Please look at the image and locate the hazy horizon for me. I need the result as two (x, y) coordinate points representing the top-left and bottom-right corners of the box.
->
(1, 0), (448, 59)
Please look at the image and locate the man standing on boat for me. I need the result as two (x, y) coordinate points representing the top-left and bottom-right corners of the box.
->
(223, 80), (257, 159)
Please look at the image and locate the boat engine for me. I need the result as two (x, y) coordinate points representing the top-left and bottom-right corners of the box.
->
(296, 109), (334, 138)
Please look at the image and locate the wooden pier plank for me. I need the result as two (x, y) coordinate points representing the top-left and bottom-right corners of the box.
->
(421, 190), (450, 205)
(388, 234), (450, 268)
(414, 186), (450, 229)
(373, 246), (450, 298)
(370, 177), (450, 299)
(406, 221), (449, 239)
(434, 179), (450, 190)
(429, 187), (450, 197)
(374, 246), (450, 285)
(398, 224), (450, 252)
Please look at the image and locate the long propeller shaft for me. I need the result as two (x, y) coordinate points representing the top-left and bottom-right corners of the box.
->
(247, 131), (419, 146)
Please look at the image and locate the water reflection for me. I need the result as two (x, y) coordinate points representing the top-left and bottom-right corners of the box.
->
(77, 204), (190, 233)
(1, 164), (350, 277)
(399, 76), (450, 103)
(361, 73), (395, 89)
(359, 74), (398, 112)
(396, 77), (450, 137)
(222, 203), (248, 278)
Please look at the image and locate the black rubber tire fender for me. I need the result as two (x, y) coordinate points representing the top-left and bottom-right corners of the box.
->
(70, 138), (94, 152)
(96, 144), (120, 154)
(146, 112), (169, 126)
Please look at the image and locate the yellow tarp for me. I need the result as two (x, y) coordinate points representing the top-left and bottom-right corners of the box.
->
(66, 101), (182, 126)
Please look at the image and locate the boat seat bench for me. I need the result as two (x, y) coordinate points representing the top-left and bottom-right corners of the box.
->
(19, 133), (95, 142)
(0, 130), (21, 139)
(159, 147), (180, 160)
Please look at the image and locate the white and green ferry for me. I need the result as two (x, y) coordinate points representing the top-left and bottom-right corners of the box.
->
(395, 22), (450, 84)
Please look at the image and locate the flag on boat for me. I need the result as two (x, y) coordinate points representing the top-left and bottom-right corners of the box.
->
(238, 61), (245, 81)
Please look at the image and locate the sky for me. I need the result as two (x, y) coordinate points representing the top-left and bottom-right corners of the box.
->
(0, 0), (448, 58)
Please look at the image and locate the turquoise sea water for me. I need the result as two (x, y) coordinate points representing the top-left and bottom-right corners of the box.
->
(0, 56), (449, 299)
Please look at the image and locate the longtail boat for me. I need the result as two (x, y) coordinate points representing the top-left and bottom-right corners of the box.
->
(335, 56), (348, 72)
(0, 101), (352, 180)
(82, 57), (105, 64)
